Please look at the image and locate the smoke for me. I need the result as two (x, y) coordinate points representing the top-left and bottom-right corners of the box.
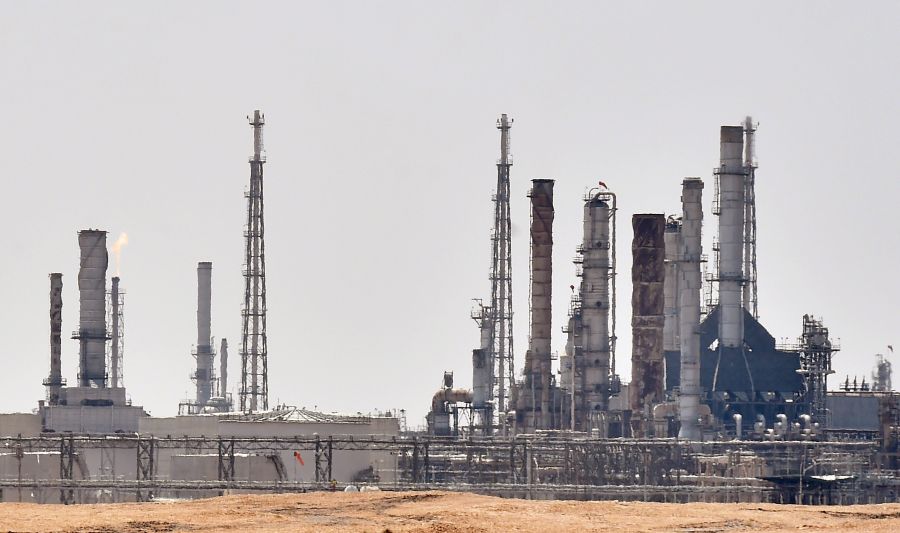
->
(112, 232), (129, 276)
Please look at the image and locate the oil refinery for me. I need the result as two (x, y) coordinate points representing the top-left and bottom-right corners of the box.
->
(0, 112), (897, 506)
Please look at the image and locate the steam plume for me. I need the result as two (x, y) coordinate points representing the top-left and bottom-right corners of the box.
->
(112, 232), (129, 276)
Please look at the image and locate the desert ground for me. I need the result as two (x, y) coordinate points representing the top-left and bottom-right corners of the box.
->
(1, 491), (899, 532)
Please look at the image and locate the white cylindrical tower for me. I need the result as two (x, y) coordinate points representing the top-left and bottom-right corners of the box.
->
(678, 178), (704, 440)
(663, 220), (682, 353)
(77, 230), (108, 387)
(717, 126), (745, 348)
(471, 304), (493, 412)
(581, 195), (612, 418)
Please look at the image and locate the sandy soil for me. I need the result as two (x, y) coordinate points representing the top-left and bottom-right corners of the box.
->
(1, 491), (899, 532)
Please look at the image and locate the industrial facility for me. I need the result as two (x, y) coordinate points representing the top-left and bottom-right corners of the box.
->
(0, 112), (897, 505)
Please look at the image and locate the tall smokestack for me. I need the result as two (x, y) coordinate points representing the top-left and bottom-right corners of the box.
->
(76, 230), (109, 388)
(110, 276), (121, 388)
(528, 179), (554, 430)
(678, 178), (704, 440)
(630, 214), (665, 437)
(717, 126), (745, 348)
(195, 262), (214, 406)
(580, 191), (613, 424)
(45, 273), (64, 404)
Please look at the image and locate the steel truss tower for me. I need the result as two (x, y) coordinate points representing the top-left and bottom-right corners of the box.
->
(108, 276), (125, 388)
(489, 114), (515, 435)
(240, 110), (269, 413)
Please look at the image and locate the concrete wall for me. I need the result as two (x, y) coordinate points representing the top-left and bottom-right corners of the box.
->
(826, 393), (883, 431)
(138, 415), (401, 483)
(42, 405), (143, 433)
(0, 452), (87, 503)
(170, 454), (281, 482)
(139, 415), (219, 436)
(0, 413), (41, 437)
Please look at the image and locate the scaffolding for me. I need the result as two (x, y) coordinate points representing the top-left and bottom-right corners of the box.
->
(795, 315), (839, 425)
(1, 434), (895, 505)
(240, 110), (269, 413)
(107, 277), (125, 389)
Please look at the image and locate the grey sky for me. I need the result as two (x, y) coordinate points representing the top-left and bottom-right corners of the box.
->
(1, 2), (898, 426)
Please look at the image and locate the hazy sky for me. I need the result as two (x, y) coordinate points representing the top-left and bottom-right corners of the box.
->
(1, 2), (898, 427)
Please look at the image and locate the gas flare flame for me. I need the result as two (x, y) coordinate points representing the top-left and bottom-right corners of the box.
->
(112, 232), (129, 276)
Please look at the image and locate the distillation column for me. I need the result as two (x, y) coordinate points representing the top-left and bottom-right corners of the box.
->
(716, 126), (746, 348)
(45, 273), (64, 404)
(195, 262), (214, 406)
(527, 179), (555, 430)
(663, 219), (682, 356)
(471, 303), (493, 430)
(678, 178), (704, 440)
(630, 214), (665, 437)
(579, 192), (613, 426)
(75, 230), (109, 388)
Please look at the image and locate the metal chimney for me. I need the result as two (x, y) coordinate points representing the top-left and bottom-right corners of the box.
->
(110, 276), (122, 388)
(629, 214), (665, 437)
(195, 262), (214, 406)
(678, 178), (704, 440)
(716, 126), (745, 348)
(220, 337), (228, 400)
(528, 179), (555, 430)
(45, 273), (64, 404)
(75, 230), (109, 387)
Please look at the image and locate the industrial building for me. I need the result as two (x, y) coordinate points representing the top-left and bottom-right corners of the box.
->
(425, 115), (899, 503)
(0, 113), (896, 505)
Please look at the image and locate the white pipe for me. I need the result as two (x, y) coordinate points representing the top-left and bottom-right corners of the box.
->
(717, 126), (745, 348)
(742, 116), (755, 315)
(77, 230), (108, 387)
(220, 338), (229, 402)
(733, 413), (743, 440)
(678, 178), (703, 440)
